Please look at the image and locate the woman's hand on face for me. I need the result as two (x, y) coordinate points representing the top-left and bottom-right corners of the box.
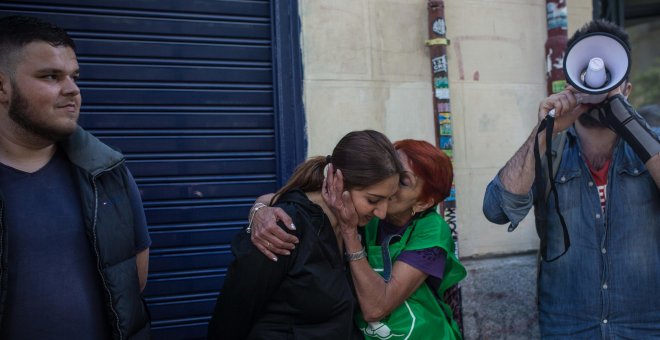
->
(322, 164), (359, 234)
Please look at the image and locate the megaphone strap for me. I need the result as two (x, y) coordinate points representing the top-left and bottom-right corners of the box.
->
(534, 116), (571, 262)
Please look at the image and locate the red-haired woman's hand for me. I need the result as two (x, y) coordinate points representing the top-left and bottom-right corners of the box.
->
(250, 205), (298, 262)
(322, 165), (359, 234)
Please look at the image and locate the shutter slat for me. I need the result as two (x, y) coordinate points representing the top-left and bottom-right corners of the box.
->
(0, 1), (280, 337)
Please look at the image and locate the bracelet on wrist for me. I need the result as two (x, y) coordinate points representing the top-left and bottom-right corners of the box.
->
(246, 202), (268, 234)
(344, 247), (367, 262)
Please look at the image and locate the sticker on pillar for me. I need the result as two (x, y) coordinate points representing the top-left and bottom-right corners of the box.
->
(546, 2), (567, 30)
(552, 80), (566, 94)
(446, 185), (456, 203)
(440, 135), (453, 150)
(438, 113), (451, 125)
(442, 149), (453, 158)
(432, 18), (446, 36)
(440, 122), (452, 135)
(432, 55), (447, 74)
(437, 102), (451, 112)
(435, 88), (450, 100)
(438, 114), (452, 135)
(434, 77), (449, 88)
(443, 186), (457, 209)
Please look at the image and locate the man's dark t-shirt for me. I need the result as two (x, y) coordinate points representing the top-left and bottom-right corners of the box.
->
(0, 150), (150, 339)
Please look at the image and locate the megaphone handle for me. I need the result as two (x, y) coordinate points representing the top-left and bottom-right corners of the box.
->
(602, 95), (660, 163)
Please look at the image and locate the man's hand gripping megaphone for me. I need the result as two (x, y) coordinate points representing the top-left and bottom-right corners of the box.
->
(540, 80), (660, 165)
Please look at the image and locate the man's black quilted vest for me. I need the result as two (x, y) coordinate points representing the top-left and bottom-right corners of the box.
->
(0, 127), (150, 339)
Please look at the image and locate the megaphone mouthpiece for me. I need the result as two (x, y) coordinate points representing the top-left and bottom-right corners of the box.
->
(588, 57), (604, 72)
(583, 57), (609, 89)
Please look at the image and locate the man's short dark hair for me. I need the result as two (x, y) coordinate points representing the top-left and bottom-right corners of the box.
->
(567, 19), (631, 53)
(0, 15), (75, 72)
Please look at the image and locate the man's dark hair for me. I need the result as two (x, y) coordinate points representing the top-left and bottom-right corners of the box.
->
(567, 19), (631, 52)
(0, 15), (75, 72)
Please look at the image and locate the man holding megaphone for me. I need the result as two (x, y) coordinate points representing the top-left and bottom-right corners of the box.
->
(483, 19), (660, 338)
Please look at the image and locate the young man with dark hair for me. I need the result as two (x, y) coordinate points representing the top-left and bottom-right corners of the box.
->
(483, 19), (660, 338)
(0, 15), (151, 339)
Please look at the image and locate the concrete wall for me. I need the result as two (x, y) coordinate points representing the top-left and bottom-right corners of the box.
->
(446, 0), (547, 258)
(300, 0), (436, 155)
(449, 0), (592, 258)
(299, 0), (591, 258)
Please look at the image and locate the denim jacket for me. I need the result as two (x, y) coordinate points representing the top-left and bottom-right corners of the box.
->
(483, 126), (660, 339)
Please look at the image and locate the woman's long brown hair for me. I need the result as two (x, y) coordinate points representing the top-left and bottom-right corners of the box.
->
(272, 130), (403, 204)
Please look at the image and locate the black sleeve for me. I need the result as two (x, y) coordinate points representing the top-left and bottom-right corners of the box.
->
(207, 205), (300, 340)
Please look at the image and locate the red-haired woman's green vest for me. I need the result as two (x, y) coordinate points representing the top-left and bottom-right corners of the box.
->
(356, 210), (466, 340)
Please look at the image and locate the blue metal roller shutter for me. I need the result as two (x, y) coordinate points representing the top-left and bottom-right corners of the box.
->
(0, 1), (305, 338)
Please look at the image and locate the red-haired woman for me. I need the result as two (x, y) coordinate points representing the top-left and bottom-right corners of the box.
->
(250, 139), (466, 339)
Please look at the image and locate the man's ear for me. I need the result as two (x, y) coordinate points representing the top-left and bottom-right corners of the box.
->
(622, 81), (633, 98)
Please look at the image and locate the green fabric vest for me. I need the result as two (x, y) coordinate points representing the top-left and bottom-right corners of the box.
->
(356, 210), (466, 340)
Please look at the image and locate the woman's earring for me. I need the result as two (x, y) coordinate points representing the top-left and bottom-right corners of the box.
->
(411, 208), (416, 216)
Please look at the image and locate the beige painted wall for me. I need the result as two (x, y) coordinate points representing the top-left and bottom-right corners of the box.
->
(299, 0), (592, 257)
(301, 0), (436, 153)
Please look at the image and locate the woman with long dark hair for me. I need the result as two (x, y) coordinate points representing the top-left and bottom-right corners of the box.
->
(207, 130), (403, 339)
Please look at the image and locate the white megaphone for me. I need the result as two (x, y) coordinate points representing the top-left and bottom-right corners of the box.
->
(549, 32), (630, 117)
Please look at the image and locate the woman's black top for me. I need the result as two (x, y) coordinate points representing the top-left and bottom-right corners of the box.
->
(207, 189), (361, 340)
